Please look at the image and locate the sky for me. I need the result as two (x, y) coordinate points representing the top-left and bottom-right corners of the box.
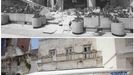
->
(31, 38), (39, 49)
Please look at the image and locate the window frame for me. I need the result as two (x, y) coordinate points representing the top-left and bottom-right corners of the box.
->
(83, 44), (91, 59)
(49, 49), (56, 57)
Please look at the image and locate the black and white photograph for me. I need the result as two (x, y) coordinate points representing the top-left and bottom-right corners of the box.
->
(1, 0), (133, 37)
(1, 38), (133, 75)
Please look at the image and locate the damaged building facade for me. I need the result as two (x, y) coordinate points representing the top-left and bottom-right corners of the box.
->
(1, 38), (38, 75)
(38, 38), (103, 71)
(1, 38), (133, 75)
(37, 38), (133, 73)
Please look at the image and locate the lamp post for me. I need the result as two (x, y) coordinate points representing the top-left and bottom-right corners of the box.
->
(93, 8), (105, 36)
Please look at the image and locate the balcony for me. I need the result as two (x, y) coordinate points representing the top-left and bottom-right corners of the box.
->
(38, 51), (102, 64)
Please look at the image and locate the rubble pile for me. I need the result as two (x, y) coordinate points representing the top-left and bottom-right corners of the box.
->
(1, 0), (43, 14)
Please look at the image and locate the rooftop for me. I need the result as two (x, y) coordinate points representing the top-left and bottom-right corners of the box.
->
(2, 23), (133, 38)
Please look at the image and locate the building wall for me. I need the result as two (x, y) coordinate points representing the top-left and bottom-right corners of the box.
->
(38, 38), (102, 71)
(29, 60), (38, 73)
(117, 0), (132, 7)
(1, 38), (33, 74)
(39, 59), (99, 71)
(17, 38), (30, 53)
(115, 38), (133, 69)
(96, 38), (117, 69)
(39, 38), (97, 57)
(97, 38), (133, 70)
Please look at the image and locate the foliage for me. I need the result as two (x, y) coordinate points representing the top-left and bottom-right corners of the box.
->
(74, 10), (83, 22)
(33, 13), (41, 18)
(22, 56), (31, 72)
(111, 16), (120, 23)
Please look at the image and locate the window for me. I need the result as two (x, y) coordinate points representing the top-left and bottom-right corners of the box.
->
(83, 45), (91, 59)
(125, 38), (133, 46)
(65, 47), (73, 60)
(83, 45), (91, 53)
(66, 47), (73, 55)
(49, 49), (56, 57)
(72, 0), (77, 3)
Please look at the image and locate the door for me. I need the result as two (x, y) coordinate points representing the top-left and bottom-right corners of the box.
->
(96, 0), (110, 9)
(64, 0), (87, 9)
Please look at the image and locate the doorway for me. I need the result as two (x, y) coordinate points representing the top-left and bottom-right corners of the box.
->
(64, 0), (87, 9)
(96, 0), (110, 9)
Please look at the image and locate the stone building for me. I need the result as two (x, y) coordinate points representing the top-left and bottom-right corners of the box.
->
(38, 38), (102, 71)
(1, 38), (38, 75)
(38, 38), (133, 73)
(96, 38), (133, 75)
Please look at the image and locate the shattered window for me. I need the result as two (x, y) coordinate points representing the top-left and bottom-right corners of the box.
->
(66, 47), (73, 55)
(49, 49), (56, 57)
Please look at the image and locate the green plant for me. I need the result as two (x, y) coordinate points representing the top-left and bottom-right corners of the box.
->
(112, 16), (120, 23)
(33, 12), (41, 18)
(24, 59), (31, 72)
(22, 56), (31, 72)
(74, 10), (83, 22)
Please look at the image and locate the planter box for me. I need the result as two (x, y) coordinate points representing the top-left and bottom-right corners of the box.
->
(100, 17), (112, 29)
(84, 16), (98, 28)
(84, 16), (112, 32)
(1, 14), (9, 25)
(25, 14), (34, 23)
(118, 18), (133, 30)
(111, 23), (126, 36)
(2, 13), (34, 23)
(8, 13), (25, 22)
(41, 16), (47, 25)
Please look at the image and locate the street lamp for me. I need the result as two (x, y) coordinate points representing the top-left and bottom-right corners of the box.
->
(93, 8), (105, 36)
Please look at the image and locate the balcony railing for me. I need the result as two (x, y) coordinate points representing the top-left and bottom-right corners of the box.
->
(39, 51), (102, 64)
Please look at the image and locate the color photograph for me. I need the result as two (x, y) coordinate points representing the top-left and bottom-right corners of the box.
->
(1, 38), (133, 75)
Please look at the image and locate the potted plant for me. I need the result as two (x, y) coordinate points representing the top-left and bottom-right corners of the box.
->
(32, 13), (42, 28)
(100, 9), (112, 29)
(111, 15), (126, 36)
(1, 14), (9, 25)
(71, 10), (84, 34)
(117, 8), (133, 32)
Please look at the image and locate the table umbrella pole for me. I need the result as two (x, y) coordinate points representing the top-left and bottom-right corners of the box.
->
(93, 13), (105, 36)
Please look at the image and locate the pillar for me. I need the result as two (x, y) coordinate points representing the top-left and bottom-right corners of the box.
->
(51, 0), (54, 10)
(56, 0), (64, 11)
(87, 0), (96, 8)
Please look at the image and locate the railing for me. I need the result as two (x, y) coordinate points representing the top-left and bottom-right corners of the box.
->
(39, 51), (102, 64)
(27, 68), (131, 75)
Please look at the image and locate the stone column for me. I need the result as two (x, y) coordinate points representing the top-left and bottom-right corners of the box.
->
(51, 0), (54, 10)
(87, 0), (96, 8)
(56, 0), (64, 11)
